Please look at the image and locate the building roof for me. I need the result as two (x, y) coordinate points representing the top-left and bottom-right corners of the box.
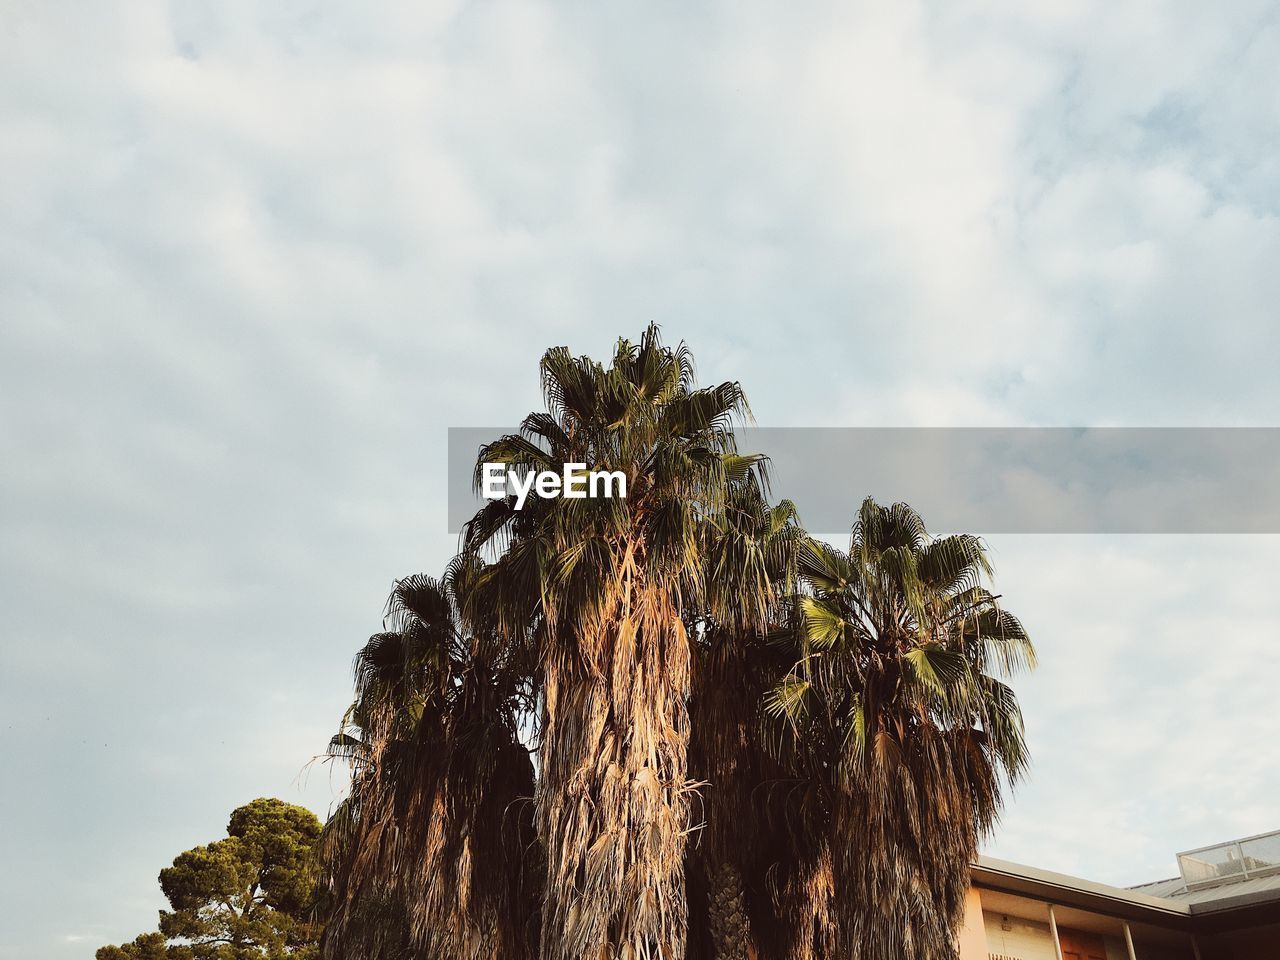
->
(1129, 871), (1280, 912)
(974, 856), (1190, 926)
(972, 854), (1280, 935)
(1127, 827), (1280, 916)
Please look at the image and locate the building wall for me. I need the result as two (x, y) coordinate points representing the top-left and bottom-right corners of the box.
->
(984, 910), (1058, 960)
(982, 911), (1130, 960)
(957, 888), (989, 960)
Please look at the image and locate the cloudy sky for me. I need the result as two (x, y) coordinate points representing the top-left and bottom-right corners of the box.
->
(4, 1), (1280, 956)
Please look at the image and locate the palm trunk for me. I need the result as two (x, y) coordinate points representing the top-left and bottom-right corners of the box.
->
(537, 581), (692, 960)
(689, 640), (758, 960)
(706, 863), (750, 960)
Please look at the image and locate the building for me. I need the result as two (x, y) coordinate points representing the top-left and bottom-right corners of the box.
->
(957, 829), (1280, 960)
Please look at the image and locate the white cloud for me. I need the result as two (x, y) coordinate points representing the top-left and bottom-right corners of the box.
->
(983, 535), (1280, 884)
(4, 1), (1280, 955)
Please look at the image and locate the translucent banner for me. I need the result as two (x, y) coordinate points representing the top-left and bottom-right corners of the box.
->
(447, 427), (1280, 534)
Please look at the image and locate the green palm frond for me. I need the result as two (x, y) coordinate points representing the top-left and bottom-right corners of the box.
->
(763, 674), (812, 722)
(799, 596), (845, 651)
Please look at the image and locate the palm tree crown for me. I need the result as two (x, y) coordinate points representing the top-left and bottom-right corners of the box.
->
(766, 497), (1034, 959)
(319, 557), (539, 960)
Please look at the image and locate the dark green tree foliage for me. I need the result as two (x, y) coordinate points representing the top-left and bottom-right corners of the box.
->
(97, 798), (321, 960)
(96, 933), (191, 960)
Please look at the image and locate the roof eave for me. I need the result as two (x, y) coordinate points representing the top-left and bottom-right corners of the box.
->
(972, 856), (1195, 931)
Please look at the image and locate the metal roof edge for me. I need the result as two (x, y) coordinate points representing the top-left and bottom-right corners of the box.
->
(1187, 882), (1280, 916)
(972, 856), (1193, 923)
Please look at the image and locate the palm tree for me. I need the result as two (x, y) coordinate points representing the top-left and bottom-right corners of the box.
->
(767, 498), (1035, 959)
(318, 557), (540, 960)
(686, 475), (805, 960)
(464, 326), (764, 960)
